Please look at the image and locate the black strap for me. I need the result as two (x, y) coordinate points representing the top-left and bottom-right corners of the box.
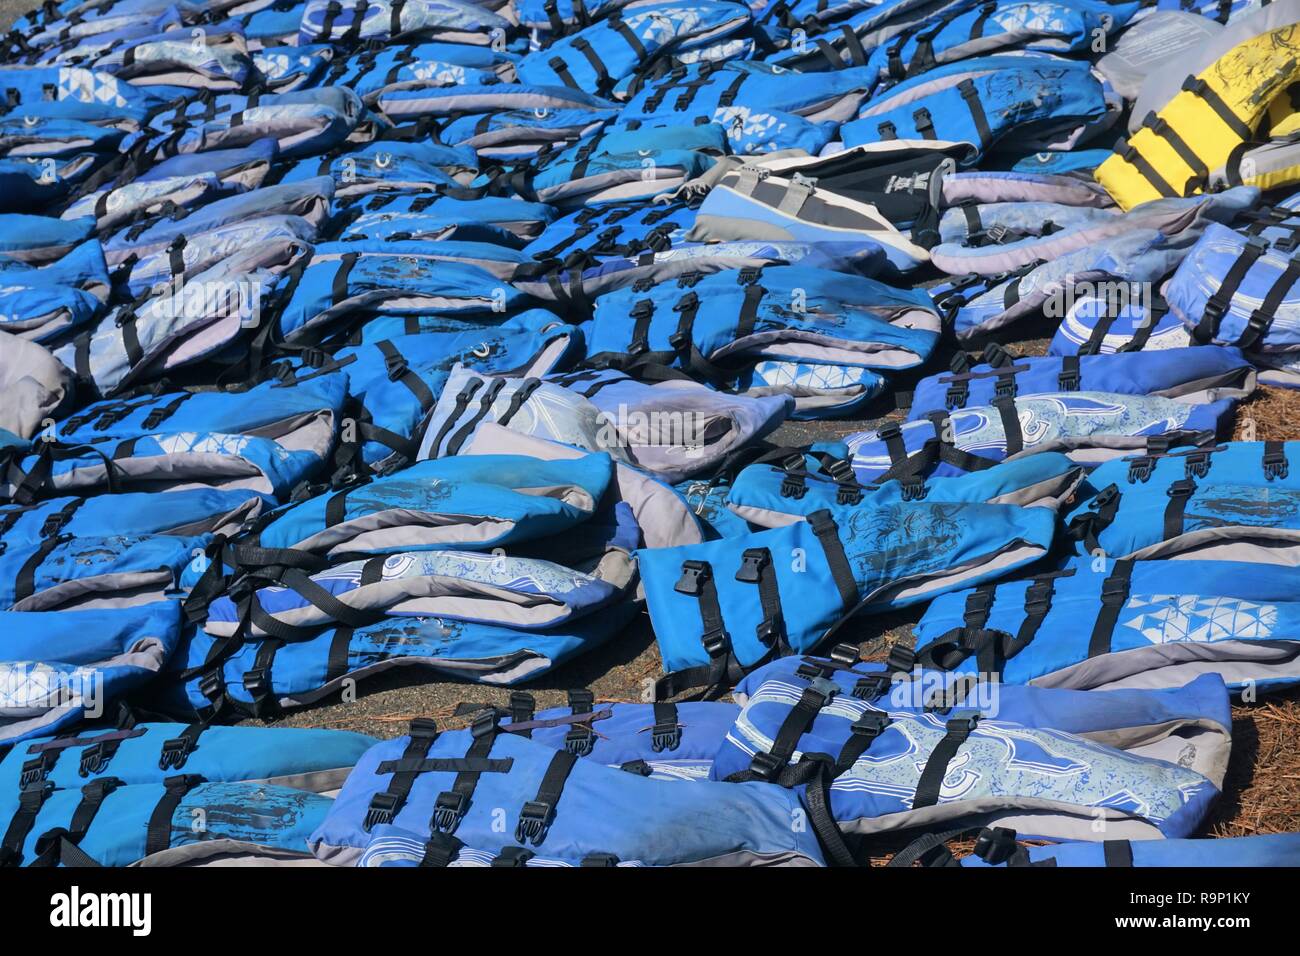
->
(158, 723), (207, 771)
(430, 713), (499, 835)
(957, 79), (991, 148)
(145, 774), (203, 857)
(913, 713), (979, 809)
(992, 395), (1022, 455)
(1193, 236), (1267, 343)
(364, 719), (439, 830)
(735, 547), (788, 655)
(1163, 477), (1196, 540)
(1086, 559), (1134, 659)
(0, 780), (54, 866)
(514, 749), (578, 846)
(1237, 254), (1300, 350)
(808, 510), (858, 614)
(651, 702), (681, 753)
(1116, 138), (1177, 198)
(426, 377), (483, 457)
(1181, 76), (1252, 140)
(1263, 440), (1290, 481)
(1103, 840), (1134, 867)
(736, 673), (841, 782)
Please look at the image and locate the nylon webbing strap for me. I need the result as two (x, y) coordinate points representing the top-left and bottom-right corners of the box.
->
(807, 510), (858, 614)
(1086, 559), (1134, 659)
(1182, 76), (1252, 140)
(743, 674), (840, 782)
(1103, 840), (1135, 867)
(364, 719), (439, 830)
(514, 749), (577, 846)
(0, 780), (53, 866)
(1194, 236), (1267, 342)
(1163, 477), (1197, 540)
(145, 774), (203, 857)
(1116, 137), (1177, 198)
(426, 376), (483, 457)
(651, 701), (681, 752)
(912, 712), (979, 809)
(736, 547), (787, 654)
(1237, 253), (1300, 350)
(957, 79), (990, 148)
(992, 395), (1022, 455)
(30, 777), (121, 867)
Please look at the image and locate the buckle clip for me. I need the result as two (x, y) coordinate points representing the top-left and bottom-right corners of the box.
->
(1167, 477), (1196, 499)
(899, 475), (928, 502)
(364, 792), (401, 830)
(431, 790), (468, 833)
(973, 826), (1019, 864)
(701, 626), (731, 658)
(807, 676), (840, 705)
(158, 734), (196, 771)
(1126, 456), (1155, 483)
(19, 755), (51, 786)
(1184, 451), (1211, 479)
(736, 548), (768, 583)
(674, 560), (710, 596)
(79, 742), (113, 777)
(564, 726), (595, 757)
(852, 674), (891, 700)
(849, 712), (890, 740)
(384, 350), (408, 381)
(1264, 449), (1290, 480)
(748, 749), (785, 781)
(946, 711), (981, 734)
(651, 721), (681, 753)
(755, 614), (784, 647)
(945, 383), (969, 409)
(514, 800), (556, 845)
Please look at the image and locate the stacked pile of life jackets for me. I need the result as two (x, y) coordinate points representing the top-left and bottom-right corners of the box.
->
(0, 0), (1299, 869)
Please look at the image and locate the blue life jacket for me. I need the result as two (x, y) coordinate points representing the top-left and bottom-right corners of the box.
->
(334, 191), (556, 245)
(915, 556), (1300, 693)
(308, 715), (826, 866)
(907, 345), (1256, 419)
(714, 654), (1229, 857)
(639, 499), (1057, 698)
(0, 603), (182, 745)
(0, 490), (266, 544)
(0, 239), (109, 343)
(298, 0), (515, 46)
(1064, 440), (1300, 562)
(947, 830), (1300, 867)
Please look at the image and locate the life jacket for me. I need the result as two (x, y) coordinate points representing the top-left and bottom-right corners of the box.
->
(1065, 439), (1300, 562)
(843, 390), (1235, 484)
(514, 1), (754, 95)
(726, 449), (1083, 527)
(334, 191), (557, 245)
(0, 213), (94, 264)
(171, 599), (642, 717)
(419, 365), (794, 482)
(1165, 206), (1300, 351)
(89, 28), (255, 91)
(915, 555), (1300, 693)
(443, 106), (619, 161)
(297, 0), (516, 47)
(509, 137), (719, 209)
(842, 55), (1110, 162)
(308, 715), (826, 866)
(274, 241), (530, 347)
(325, 40), (517, 103)
(1047, 288), (1190, 355)
(639, 499), (1058, 698)
(1095, 23), (1300, 210)
(893, 827), (1300, 867)
(713, 653), (1229, 860)
(0, 603), (182, 744)
(907, 344), (1257, 419)
(1, 373), (345, 504)
(254, 44), (338, 93)
(200, 501), (639, 640)
(0, 775), (335, 866)
(0, 490), (265, 545)
(584, 264), (941, 384)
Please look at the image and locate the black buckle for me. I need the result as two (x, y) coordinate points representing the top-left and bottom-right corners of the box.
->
(830, 643), (859, 665)
(737, 266), (761, 284)
(852, 674), (891, 700)
(651, 719), (681, 753)
(946, 712), (980, 735)
(1093, 484), (1119, 508)
(1264, 448), (1290, 480)
(39, 512), (69, 538)
(1023, 579), (1053, 614)
(780, 474), (808, 499)
(736, 548), (768, 583)
(243, 665), (270, 702)
(19, 755), (52, 786)
(945, 382), (969, 409)
(79, 742), (114, 777)
(1126, 456), (1155, 483)
(197, 670), (225, 704)
(899, 475), (928, 502)
(364, 791), (401, 830)
(620, 759), (653, 776)
(81, 776), (122, 802)
(674, 560), (710, 596)
(1100, 574), (1129, 605)
(19, 780), (53, 811)
(701, 626), (731, 658)
(1167, 477), (1196, 499)
(581, 852), (619, 866)
(470, 709), (498, 739)
(1057, 366), (1080, 391)
(973, 826), (1019, 864)
(431, 790), (468, 834)
(1184, 451), (1211, 479)
(837, 485), (863, 505)
(877, 421), (902, 442)
(514, 800), (556, 845)
(384, 350), (408, 381)
(158, 734), (196, 771)
(887, 644), (916, 673)
(848, 712), (890, 741)
(748, 750), (785, 781)
(807, 676), (840, 706)
(564, 726), (595, 757)
(755, 614), (784, 647)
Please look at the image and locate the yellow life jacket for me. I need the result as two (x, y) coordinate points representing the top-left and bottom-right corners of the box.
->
(1095, 24), (1300, 210)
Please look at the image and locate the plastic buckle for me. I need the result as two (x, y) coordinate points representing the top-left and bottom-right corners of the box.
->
(514, 800), (555, 845)
(39, 513), (68, 538)
(829, 643), (859, 665)
(887, 644), (916, 673)
(1184, 451), (1211, 479)
(651, 720), (681, 753)
(384, 350), (408, 381)
(899, 475), (928, 502)
(736, 548), (768, 584)
(780, 474), (808, 500)
(19, 755), (51, 786)
(737, 266), (761, 284)
(1126, 456), (1155, 483)
(1023, 579), (1053, 614)
(1166, 477), (1196, 499)
(1057, 367), (1080, 391)
(755, 614), (784, 647)
(564, 726), (595, 757)
(852, 674), (891, 700)
(158, 734), (195, 771)
(470, 709), (498, 739)
(945, 383), (969, 409)
(807, 676), (840, 705)
(1100, 574), (1129, 605)
(672, 290), (699, 313)
(946, 711), (981, 735)
(18, 779), (52, 811)
(973, 826), (1019, 864)
(747, 749), (785, 781)
(1264, 449), (1290, 480)
(993, 376), (1016, 399)
(849, 712), (890, 741)
(78, 742), (113, 777)
(1200, 297), (1226, 329)
(81, 776), (121, 802)
(701, 626), (731, 658)
(674, 560), (710, 596)
(877, 421), (902, 442)
(364, 792), (401, 830)
(986, 223), (1009, 244)
(243, 666), (270, 702)
(431, 790), (468, 834)
(837, 485), (863, 506)
(197, 670), (225, 704)
(581, 853), (619, 867)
